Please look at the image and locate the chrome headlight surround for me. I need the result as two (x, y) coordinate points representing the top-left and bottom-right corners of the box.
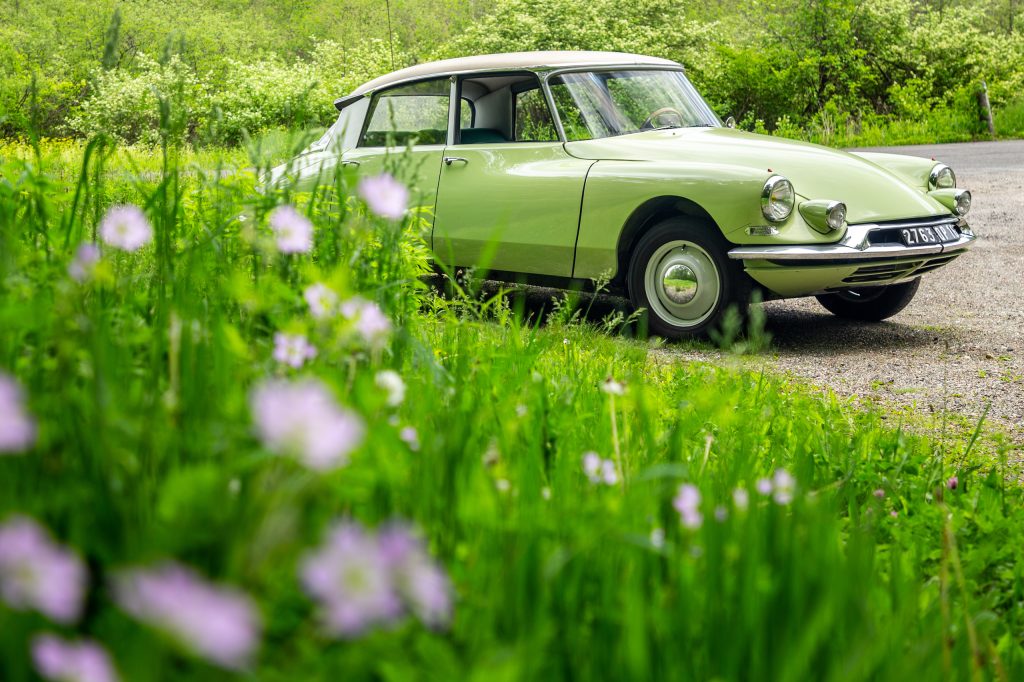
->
(761, 175), (795, 222)
(954, 189), (972, 215)
(929, 163), (956, 190)
(928, 188), (972, 216)
(798, 199), (847, 234)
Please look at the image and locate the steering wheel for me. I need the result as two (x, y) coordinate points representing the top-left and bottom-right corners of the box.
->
(640, 107), (685, 130)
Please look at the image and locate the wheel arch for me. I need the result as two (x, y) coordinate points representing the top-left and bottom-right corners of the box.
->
(613, 196), (721, 287)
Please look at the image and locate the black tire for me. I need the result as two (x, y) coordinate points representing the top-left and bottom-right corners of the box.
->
(626, 217), (750, 339)
(814, 278), (921, 321)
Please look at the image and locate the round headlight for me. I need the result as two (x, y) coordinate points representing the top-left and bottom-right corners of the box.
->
(761, 175), (795, 222)
(826, 201), (847, 231)
(929, 163), (956, 190)
(954, 189), (971, 216)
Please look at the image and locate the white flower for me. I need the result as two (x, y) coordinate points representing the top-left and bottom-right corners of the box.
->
(375, 370), (405, 407)
(772, 469), (796, 505)
(272, 333), (317, 369)
(304, 283), (338, 320)
(99, 205), (152, 252)
(357, 173), (409, 221)
(649, 527), (665, 549)
(601, 377), (625, 396)
(755, 478), (773, 496)
(269, 205), (313, 254)
(732, 487), (750, 511)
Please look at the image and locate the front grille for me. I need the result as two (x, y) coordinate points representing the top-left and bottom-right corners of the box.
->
(840, 253), (961, 284)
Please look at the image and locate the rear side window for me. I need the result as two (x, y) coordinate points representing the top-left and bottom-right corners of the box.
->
(360, 79), (450, 147)
(514, 88), (558, 142)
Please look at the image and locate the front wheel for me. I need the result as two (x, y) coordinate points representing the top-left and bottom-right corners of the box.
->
(627, 218), (749, 339)
(814, 278), (921, 321)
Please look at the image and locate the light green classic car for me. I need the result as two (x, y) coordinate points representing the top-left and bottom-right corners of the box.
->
(276, 51), (975, 338)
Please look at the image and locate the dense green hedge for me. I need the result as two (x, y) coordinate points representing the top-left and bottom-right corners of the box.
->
(2, 0), (1023, 145)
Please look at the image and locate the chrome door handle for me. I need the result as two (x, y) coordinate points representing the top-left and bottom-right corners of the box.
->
(444, 156), (468, 166)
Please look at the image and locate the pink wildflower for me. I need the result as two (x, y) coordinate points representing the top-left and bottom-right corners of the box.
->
(32, 634), (119, 682)
(269, 205), (313, 254)
(114, 562), (261, 670)
(272, 333), (317, 368)
(0, 373), (36, 453)
(250, 378), (365, 471)
(99, 205), (152, 252)
(357, 173), (409, 221)
(0, 516), (87, 623)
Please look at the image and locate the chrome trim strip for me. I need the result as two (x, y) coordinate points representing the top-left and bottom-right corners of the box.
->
(728, 217), (974, 262)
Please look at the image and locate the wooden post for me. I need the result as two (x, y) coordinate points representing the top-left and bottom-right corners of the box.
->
(978, 80), (996, 139)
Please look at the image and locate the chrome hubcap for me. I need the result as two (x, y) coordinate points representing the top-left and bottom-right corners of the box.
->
(643, 241), (721, 328)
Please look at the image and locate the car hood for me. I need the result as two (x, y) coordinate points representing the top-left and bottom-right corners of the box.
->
(564, 127), (948, 224)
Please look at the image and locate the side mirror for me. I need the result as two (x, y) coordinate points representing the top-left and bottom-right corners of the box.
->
(724, 116), (736, 129)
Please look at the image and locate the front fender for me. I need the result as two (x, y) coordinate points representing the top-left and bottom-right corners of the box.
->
(572, 160), (835, 280)
(848, 152), (937, 191)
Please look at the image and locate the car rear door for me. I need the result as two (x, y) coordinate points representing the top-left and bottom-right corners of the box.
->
(341, 79), (451, 225)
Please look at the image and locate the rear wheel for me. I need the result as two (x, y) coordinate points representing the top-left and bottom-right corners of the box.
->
(815, 278), (921, 321)
(627, 218), (749, 339)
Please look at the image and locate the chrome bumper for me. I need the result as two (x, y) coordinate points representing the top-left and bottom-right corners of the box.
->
(728, 217), (975, 262)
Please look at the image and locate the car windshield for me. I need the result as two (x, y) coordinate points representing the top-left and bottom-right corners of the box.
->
(547, 69), (720, 141)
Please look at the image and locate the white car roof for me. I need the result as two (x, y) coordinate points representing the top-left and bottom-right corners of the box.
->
(347, 51), (680, 99)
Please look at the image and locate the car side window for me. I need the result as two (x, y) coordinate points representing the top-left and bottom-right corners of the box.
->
(514, 88), (558, 142)
(360, 79), (450, 148)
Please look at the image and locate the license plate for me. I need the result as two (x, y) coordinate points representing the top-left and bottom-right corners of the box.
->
(899, 224), (959, 246)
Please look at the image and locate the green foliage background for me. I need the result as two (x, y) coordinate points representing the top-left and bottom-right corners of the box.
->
(2, 0), (1024, 146)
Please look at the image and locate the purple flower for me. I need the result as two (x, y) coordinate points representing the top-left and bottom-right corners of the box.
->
(301, 522), (403, 637)
(303, 283), (338, 319)
(0, 373), (36, 453)
(340, 297), (392, 349)
(98, 205), (152, 252)
(113, 562), (261, 670)
(873, 488), (886, 499)
(673, 484), (703, 530)
(357, 173), (409, 221)
(250, 378), (365, 471)
(69, 243), (101, 282)
(32, 634), (119, 682)
(582, 451), (617, 485)
(755, 478), (773, 496)
(375, 370), (406, 407)
(399, 426), (420, 451)
(269, 205), (313, 254)
(772, 469), (796, 505)
(272, 333), (317, 368)
(714, 505), (728, 522)
(0, 516), (87, 623)
(381, 525), (452, 629)
(947, 475), (959, 491)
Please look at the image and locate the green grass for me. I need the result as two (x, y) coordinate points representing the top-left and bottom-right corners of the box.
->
(2, 138), (1024, 681)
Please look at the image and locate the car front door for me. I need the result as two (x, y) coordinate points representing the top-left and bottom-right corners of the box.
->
(341, 79), (451, 226)
(432, 78), (594, 278)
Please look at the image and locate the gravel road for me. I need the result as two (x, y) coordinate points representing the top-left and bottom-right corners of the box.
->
(712, 140), (1024, 442)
